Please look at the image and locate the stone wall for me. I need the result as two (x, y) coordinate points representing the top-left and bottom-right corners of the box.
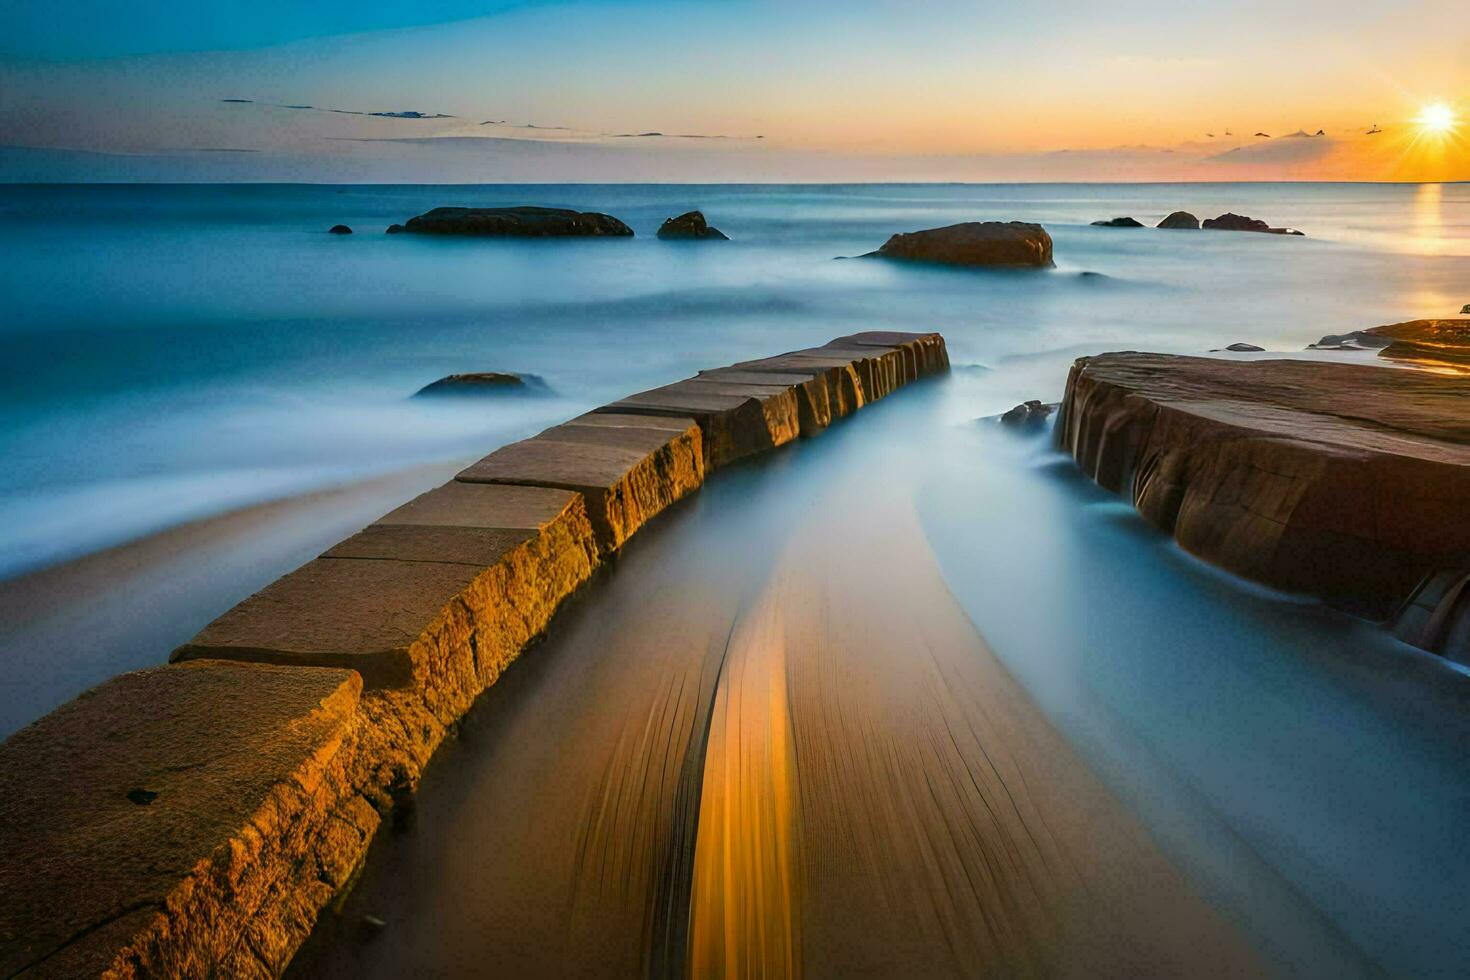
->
(0, 331), (948, 978)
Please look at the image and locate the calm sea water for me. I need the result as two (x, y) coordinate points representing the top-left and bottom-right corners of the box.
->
(1, 181), (1466, 577)
(3, 182), (1469, 975)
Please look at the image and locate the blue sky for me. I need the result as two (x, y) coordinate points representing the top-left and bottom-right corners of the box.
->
(0, 0), (1465, 180)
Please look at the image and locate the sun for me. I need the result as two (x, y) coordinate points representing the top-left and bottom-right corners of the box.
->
(1416, 102), (1457, 133)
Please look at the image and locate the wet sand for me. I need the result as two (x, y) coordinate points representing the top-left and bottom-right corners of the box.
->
(295, 397), (1259, 978)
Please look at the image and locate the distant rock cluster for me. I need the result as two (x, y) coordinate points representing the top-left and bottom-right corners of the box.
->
(1090, 210), (1303, 235)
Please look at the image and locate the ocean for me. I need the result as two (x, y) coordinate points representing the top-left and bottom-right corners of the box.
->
(3, 182), (1469, 975)
(2, 181), (1465, 579)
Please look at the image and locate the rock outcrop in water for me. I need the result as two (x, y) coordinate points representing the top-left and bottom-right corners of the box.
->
(1157, 211), (1200, 229)
(1057, 352), (1470, 626)
(1091, 216), (1144, 228)
(1212, 343), (1264, 352)
(865, 221), (1054, 268)
(398, 206), (634, 237)
(328, 224), (352, 235)
(413, 372), (546, 397)
(1310, 319), (1470, 372)
(998, 400), (1056, 428)
(1202, 212), (1304, 235)
(657, 210), (728, 240)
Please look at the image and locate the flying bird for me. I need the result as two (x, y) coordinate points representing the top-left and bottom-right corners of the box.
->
(1206, 132), (1215, 138)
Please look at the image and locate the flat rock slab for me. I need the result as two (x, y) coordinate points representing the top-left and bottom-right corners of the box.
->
(0, 661), (368, 978)
(597, 380), (800, 468)
(1366, 318), (1470, 374)
(457, 419), (703, 552)
(175, 485), (598, 699)
(1057, 352), (1470, 620)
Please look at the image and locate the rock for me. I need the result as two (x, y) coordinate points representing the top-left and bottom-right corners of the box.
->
(1202, 212), (1304, 236)
(174, 482), (601, 692)
(1211, 343), (1265, 352)
(1056, 352), (1470, 623)
(1157, 211), (1200, 230)
(386, 224), (406, 234)
(1461, 304), (1470, 314)
(998, 400), (1056, 428)
(457, 417), (704, 554)
(397, 206), (633, 237)
(1090, 216), (1144, 228)
(0, 661), (370, 977)
(865, 221), (1054, 268)
(328, 224), (352, 235)
(1365, 318), (1470, 373)
(657, 210), (729, 240)
(413, 372), (546, 397)
(1308, 330), (1390, 351)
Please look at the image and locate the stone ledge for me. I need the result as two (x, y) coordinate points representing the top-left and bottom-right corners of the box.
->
(1057, 352), (1470, 621)
(3, 331), (949, 978)
(455, 416), (704, 551)
(0, 661), (368, 979)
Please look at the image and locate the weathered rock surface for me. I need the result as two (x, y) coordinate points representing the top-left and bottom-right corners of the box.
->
(1157, 211), (1200, 230)
(865, 221), (1054, 268)
(457, 416), (704, 552)
(657, 210), (729, 240)
(1391, 569), (1470, 665)
(1307, 330), (1390, 351)
(328, 224), (352, 235)
(1202, 212), (1304, 235)
(398, 206), (633, 237)
(174, 482), (599, 697)
(413, 372), (545, 397)
(1365, 318), (1470, 373)
(1091, 216), (1144, 228)
(0, 661), (371, 978)
(1057, 352), (1470, 621)
(999, 400), (1056, 428)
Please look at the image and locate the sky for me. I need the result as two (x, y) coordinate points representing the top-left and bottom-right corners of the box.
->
(0, 0), (1466, 181)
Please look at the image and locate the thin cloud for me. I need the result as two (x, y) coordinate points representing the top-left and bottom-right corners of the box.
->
(221, 100), (454, 119)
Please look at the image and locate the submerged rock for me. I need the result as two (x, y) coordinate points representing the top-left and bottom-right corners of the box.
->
(998, 400), (1056, 428)
(328, 224), (352, 235)
(865, 221), (1054, 268)
(1091, 216), (1144, 228)
(1202, 212), (1304, 235)
(1157, 211), (1200, 230)
(414, 372), (547, 397)
(397, 206), (633, 237)
(1308, 330), (1390, 351)
(1056, 352), (1470, 625)
(657, 210), (729, 240)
